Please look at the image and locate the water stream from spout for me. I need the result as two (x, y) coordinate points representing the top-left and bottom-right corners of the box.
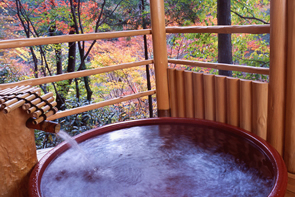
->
(57, 130), (97, 172)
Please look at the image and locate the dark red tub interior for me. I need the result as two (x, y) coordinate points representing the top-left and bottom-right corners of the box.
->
(29, 118), (288, 197)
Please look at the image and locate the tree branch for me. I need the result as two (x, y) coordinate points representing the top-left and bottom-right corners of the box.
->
(231, 10), (269, 24)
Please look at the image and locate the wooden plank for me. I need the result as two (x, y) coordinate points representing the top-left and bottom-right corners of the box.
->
(175, 70), (185, 117)
(184, 71), (194, 118)
(203, 74), (215, 121)
(168, 59), (269, 75)
(214, 75), (227, 123)
(166, 25), (270, 34)
(227, 77), (240, 127)
(168, 68), (177, 117)
(240, 79), (252, 132)
(252, 81), (268, 140)
(193, 72), (204, 119)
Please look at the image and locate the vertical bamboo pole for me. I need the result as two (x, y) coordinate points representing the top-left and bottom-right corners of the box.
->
(240, 79), (252, 132)
(168, 68), (177, 117)
(252, 81), (268, 140)
(203, 74), (215, 121)
(184, 71), (194, 118)
(193, 72), (204, 119)
(267, 0), (287, 155)
(284, 0), (295, 173)
(227, 77), (240, 127)
(150, 0), (170, 117)
(175, 70), (185, 117)
(214, 75), (227, 123)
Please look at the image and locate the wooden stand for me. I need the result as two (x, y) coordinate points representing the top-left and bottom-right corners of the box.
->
(0, 108), (37, 197)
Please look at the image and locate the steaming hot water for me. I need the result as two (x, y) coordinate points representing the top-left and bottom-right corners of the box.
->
(41, 125), (274, 197)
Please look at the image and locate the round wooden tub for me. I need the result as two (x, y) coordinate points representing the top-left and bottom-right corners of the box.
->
(29, 118), (288, 197)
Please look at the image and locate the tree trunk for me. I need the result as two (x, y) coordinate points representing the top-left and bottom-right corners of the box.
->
(217, 0), (232, 76)
(141, 0), (153, 118)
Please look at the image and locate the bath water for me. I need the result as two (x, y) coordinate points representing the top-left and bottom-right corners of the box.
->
(41, 125), (274, 197)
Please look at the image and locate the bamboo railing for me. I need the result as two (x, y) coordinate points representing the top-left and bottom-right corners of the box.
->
(0, 60), (153, 89)
(168, 59), (269, 75)
(166, 25), (270, 34)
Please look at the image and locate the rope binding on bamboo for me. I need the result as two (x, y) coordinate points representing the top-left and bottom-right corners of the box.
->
(0, 86), (58, 125)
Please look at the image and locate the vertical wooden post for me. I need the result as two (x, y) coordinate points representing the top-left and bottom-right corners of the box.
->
(240, 79), (252, 132)
(0, 108), (37, 197)
(175, 70), (185, 117)
(150, 0), (170, 117)
(203, 74), (215, 121)
(227, 77), (240, 127)
(284, 0), (295, 173)
(252, 81), (268, 140)
(184, 71), (194, 118)
(168, 68), (177, 117)
(193, 72), (204, 119)
(267, 0), (287, 155)
(215, 75), (227, 123)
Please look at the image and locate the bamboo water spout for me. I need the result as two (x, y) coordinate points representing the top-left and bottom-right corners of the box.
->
(26, 119), (60, 134)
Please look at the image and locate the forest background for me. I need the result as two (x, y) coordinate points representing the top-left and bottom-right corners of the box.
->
(0, 0), (270, 148)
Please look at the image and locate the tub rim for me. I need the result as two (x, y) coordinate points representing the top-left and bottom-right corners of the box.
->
(29, 118), (288, 197)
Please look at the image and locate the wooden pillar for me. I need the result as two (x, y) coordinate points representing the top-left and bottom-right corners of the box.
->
(0, 108), (38, 197)
(267, 0), (287, 155)
(150, 0), (170, 117)
(284, 0), (295, 173)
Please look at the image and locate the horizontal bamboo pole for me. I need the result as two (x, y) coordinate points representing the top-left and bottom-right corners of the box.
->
(168, 59), (269, 75)
(33, 107), (58, 125)
(203, 74), (215, 121)
(26, 119), (60, 134)
(175, 70), (185, 117)
(193, 72), (204, 119)
(33, 101), (57, 118)
(27, 97), (55, 114)
(0, 29), (152, 50)
(47, 90), (156, 121)
(0, 60), (153, 89)
(166, 25), (270, 34)
(240, 79), (252, 132)
(168, 68), (177, 117)
(1, 88), (40, 109)
(0, 86), (32, 103)
(184, 71), (194, 118)
(214, 75), (227, 123)
(22, 92), (54, 110)
(3, 93), (39, 114)
(252, 81), (268, 140)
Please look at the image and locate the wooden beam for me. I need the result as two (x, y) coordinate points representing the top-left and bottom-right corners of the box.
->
(0, 60), (153, 89)
(150, 0), (170, 117)
(47, 90), (156, 120)
(166, 25), (270, 34)
(0, 29), (152, 49)
(168, 59), (269, 75)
